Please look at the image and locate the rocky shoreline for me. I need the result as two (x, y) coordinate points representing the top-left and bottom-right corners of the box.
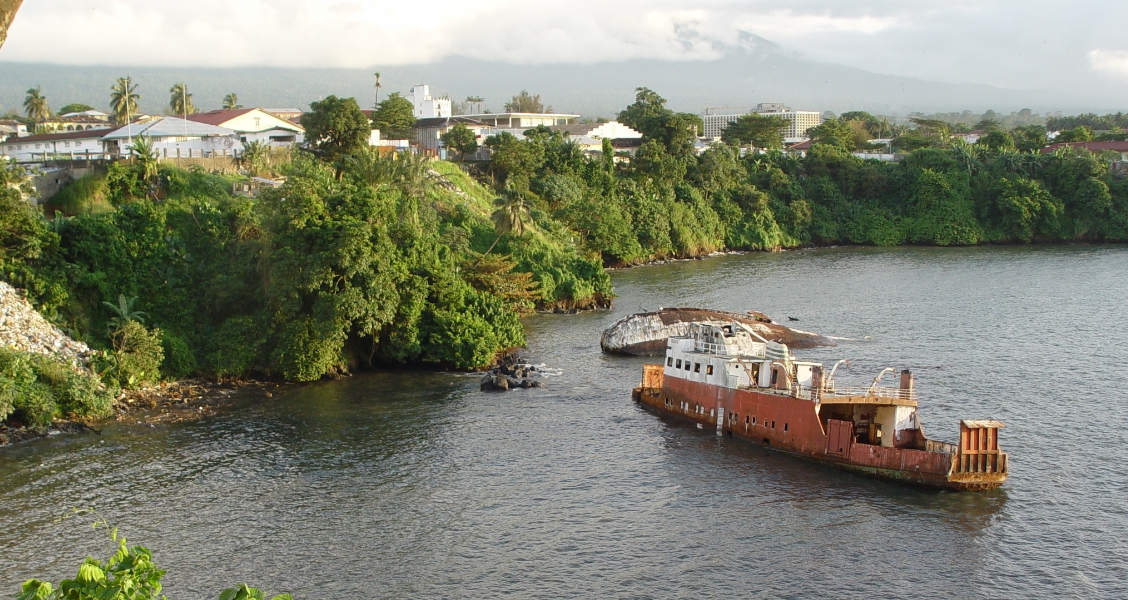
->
(0, 378), (284, 446)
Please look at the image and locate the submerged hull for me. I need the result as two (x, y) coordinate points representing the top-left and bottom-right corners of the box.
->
(633, 376), (1006, 491)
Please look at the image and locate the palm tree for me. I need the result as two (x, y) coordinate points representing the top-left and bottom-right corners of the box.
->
(110, 77), (139, 125)
(23, 86), (49, 130)
(466, 96), (484, 114)
(373, 72), (382, 108)
(131, 136), (160, 193)
(481, 182), (534, 259)
(222, 93), (242, 110)
(237, 140), (268, 176)
(169, 82), (195, 115)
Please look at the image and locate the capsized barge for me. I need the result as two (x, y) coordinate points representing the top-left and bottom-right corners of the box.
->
(632, 321), (1007, 490)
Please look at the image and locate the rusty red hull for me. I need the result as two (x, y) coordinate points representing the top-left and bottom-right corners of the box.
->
(633, 376), (1004, 491)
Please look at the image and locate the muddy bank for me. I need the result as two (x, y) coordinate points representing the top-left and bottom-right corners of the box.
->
(0, 378), (284, 447)
(600, 307), (836, 356)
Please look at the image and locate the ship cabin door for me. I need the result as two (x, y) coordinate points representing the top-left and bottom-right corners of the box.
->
(825, 419), (852, 457)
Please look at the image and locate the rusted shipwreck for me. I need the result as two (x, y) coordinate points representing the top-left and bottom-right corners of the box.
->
(602, 307), (835, 356)
(632, 321), (1007, 490)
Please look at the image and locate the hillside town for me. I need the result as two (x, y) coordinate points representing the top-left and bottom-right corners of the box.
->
(6, 80), (1126, 203)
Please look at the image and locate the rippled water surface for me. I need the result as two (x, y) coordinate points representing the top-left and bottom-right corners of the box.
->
(3, 246), (1127, 598)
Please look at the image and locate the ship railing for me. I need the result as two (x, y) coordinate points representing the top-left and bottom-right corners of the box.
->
(693, 340), (726, 355)
(820, 385), (917, 402)
(694, 340), (767, 358)
(925, 439), (958, 454)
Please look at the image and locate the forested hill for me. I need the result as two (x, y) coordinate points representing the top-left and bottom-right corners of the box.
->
(0, 45), (1084, 118)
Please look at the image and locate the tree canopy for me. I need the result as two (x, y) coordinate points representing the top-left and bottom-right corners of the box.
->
(721, 113), (789, 149)
(58, 103), (94, 115)
(441, 123), (479, 158)
(109, 77), (139, 125)
(300, 95), (371, 172)
(504, 91), (547, 113)
(168, 82), (195, 115)
(23, 86), (48, 125)
(371, 92), (415, 140)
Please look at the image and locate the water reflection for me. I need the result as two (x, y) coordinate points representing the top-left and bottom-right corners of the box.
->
(2, 246), (1126, 597)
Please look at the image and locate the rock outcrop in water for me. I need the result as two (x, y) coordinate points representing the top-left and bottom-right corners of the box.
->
(0, 281), (94, 368)
(480, 355), (546, 391)
(600, 307), (835, 356)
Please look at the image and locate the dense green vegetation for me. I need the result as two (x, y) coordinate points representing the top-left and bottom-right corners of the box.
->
(3, 89), (1127, 400)
(1, 98), (610, 393)
(0, 346), (113, 427)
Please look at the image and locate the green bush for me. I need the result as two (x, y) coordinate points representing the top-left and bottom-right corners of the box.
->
(206, 316), (266, 378)
(160, 331), (197, 380)
(28, 354), (113, 419)
(0, 346), (113, 425)
(49, 174), (111, 215)
(107, 321), (164, 389)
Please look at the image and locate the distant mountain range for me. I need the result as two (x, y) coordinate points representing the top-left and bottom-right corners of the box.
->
(0, 34), (1108, 119)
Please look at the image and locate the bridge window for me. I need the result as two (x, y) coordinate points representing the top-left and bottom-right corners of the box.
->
(694, 363), (700, 373)
(675, 359), (681, 369)
(706, 365), (714, 375)
(684, 361), (691, 371)
(667, 357), (673, 367)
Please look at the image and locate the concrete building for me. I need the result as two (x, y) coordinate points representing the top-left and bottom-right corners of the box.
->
(1, 129), (108, 162)
(701, 103), (821, 143)
(550, 121), (642, 141)
(100, 117), (242, 159)
(410, 85), (451, 119)
(187, 108), (304, 146)
(414, 116), (490, 152)
(461, 112), (579, 130)
(0, 119), (28, 140)
(545, 121), (644, 155)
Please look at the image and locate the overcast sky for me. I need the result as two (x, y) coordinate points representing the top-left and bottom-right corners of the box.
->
(4, 1), (1128, 100)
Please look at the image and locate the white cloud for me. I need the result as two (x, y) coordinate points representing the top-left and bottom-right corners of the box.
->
(1, 0), (1127, 102)
(0, 1), (906, 68)
(1088, 49), (1128, 79)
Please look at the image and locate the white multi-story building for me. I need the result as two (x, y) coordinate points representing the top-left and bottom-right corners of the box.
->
(701, 103), (822, 143)
(1, 128), (108, 162)
(409, 85), (451, 119)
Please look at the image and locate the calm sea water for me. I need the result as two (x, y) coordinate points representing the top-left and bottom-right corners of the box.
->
(2, 246), (1127, 598)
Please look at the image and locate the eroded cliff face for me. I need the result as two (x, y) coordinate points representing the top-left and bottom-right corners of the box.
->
(600, 308), (835, 356)
(0, 281), (93, 368)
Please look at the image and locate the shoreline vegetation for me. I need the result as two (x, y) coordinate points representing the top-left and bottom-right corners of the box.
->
(2, 88), (1128, 439)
